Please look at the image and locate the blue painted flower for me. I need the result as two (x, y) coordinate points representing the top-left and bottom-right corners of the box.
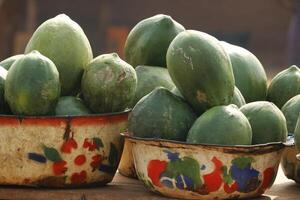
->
(163, 150), (180, 161)
(230, 157), (260, 193)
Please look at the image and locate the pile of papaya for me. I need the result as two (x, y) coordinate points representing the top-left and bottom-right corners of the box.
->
(1, 13), (299, 146)
(0, 14), (137, 116)
(127, 14), (300, 146)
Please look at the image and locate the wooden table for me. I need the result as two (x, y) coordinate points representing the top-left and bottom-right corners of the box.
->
(0, 168), (298, 200)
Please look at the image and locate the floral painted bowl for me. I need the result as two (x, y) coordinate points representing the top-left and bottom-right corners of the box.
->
(124, 134), (286, 200)
(0, 111), (129, 187)
(281, 136), (300, 183)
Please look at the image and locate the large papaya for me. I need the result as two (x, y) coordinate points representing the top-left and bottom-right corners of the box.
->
(81, 53), (137, 113)
(0, 54), (24, 70)
(186, 104), (252, 145)
(5, 51), (61, 115)
(240, 101), (287, 144)
(281, 94), (300, 134)
(131, 65), (175, 106)
(267, 65), (300, 108)
(129, 87), (197, 141)
(25, 14), (93, 95)
(167, 30), (235, 114)
(220, 42), (267, 102)
(124, 14), (185, 68)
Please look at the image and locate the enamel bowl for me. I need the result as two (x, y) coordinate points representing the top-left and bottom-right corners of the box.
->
(118, 138), (137, 178)
(281, 136), (300, 183)
(124, 134), (286, 200)
(0, 111), (129, 187)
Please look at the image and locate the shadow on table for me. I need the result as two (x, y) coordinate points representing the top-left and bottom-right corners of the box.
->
(263, 181), (300, 200)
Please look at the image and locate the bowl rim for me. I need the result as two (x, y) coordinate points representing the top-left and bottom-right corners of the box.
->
(0, 109), (131, 120)
(122, 133), (288, 154)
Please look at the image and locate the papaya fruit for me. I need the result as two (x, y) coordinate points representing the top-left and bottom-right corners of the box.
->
(240, 101), (287, 144)
(232, 86), (246, 107)
(81, 53), (137, 113)
(186, 104), (252, 145)
(5, 51), (61, 115)
(124, 14), (185, 68)
(0, 66), (8, 113)
(0, 54), (24, 70)
(267, 65), (300, 108)
(167, 30), (235, 114)
(55, 96), (91, 116)
(129, 87), (197, 141)
(294, 114), (300, 151)
(281, 94), (300, 134)
(25, 14), (93, 95)
(220, 42), (267, 102)
(131, 65), (175, 107)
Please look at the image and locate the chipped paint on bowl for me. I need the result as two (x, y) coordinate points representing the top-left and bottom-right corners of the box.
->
(0, 111), (129, 187)
(124, 135), (285, 200)
(281, 136), (300, 183)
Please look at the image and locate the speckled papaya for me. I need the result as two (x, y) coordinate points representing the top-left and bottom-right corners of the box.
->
(167, 30), (235, 114)
(81, 53), (137, 113)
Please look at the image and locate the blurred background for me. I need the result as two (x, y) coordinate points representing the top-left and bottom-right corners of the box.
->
(0, 0), (298, 78)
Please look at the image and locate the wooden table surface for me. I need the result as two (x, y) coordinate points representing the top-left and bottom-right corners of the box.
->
(0, 167), (298, 200)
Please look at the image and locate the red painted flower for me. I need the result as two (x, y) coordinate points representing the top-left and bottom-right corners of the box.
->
(90, 154), (102, 169)
(74, 155), (86, 166)
(83, 138), (97, 151)
(203, 157), (224, 192)
(53, 160), (67, 175)
(224, 182), (238, 193)
(258, 167), (275, 193)
(71, 170), (87, 184)
(147, 160), (167, 187)
(61, 138), (78, 153)
(30, 136), (107, 184)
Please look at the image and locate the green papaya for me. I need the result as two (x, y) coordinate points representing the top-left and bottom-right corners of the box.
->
(129, 87), (197, 141)
(124, 14), (185, 68)
(25, 14), (93, 95)
(187, 104), (252, 145)
(0, 66), (8, 113)
(0, 54), (24, 70)
(5, 51), (61, 115)
(220, 42), (267, 102)
(131, 65), (175, 107)
(81, 53), (137, 113)
(55, 96), (91, 116)
(167, 30), (235, 114)
(294, 114), (300, 151)
(267, 65), (300, 108)
(232, 86), (246, 107)
(281, 94), (300, 134)
(240, 101), (287, 144)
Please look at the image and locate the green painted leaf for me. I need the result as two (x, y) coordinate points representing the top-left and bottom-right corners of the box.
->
(108, 143), (118, 168)
(231, 157), (254, 169)
(165, 156), (202, 189)
(43, 145), (62, 162)
(93, 137), (104, 150)
(221, 166), (233, 184)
